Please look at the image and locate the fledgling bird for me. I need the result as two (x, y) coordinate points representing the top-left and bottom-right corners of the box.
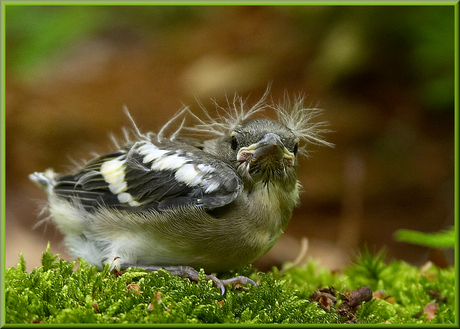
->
(29, 91), (332, 294)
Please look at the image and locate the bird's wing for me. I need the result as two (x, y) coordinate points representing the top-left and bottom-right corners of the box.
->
(53, 139), (242, 212)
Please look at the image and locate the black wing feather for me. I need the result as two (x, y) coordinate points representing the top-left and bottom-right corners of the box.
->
(52, 139), (242, 212)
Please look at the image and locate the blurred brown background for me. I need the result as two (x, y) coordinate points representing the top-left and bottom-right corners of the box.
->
(4, 5), (455, 272)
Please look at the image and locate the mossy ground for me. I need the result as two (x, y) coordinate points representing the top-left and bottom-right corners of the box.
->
(4, 245), (456, 324)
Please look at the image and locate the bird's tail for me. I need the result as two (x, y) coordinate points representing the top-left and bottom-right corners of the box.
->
(29, 169), (58, 192)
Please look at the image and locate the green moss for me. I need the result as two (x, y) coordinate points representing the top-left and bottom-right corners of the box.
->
(5, 243), (456, 324)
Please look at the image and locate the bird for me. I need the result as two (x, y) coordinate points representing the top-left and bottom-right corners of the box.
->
(29, 90), (332, 294)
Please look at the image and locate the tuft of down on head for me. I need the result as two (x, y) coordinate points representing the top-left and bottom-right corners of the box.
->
(272, 93), (334, 156)
(121, 89), (333, 156)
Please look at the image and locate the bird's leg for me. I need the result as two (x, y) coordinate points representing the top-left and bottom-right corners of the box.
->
(119, 264), (257, 295)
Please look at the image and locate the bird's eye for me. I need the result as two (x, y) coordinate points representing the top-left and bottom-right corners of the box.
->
(231, 136), (238, 151)
(293, 143), (299, 155)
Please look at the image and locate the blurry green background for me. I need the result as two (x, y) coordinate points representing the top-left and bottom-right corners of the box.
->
(4, 4), (455, 271)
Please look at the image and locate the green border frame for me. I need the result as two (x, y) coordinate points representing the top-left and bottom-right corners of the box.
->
(1, 1), (458, 326)
(455, 1), (459, 326)
(1, 1), (8, 327)
(1, 0), (459, 5)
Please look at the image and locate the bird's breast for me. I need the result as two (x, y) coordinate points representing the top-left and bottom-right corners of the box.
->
(237, 180), (299, 255)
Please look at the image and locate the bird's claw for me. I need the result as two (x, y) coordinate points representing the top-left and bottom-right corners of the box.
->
(205, 274), (257, 295)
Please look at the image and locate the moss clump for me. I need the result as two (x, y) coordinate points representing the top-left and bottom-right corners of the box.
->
(5, 243), (456, 324)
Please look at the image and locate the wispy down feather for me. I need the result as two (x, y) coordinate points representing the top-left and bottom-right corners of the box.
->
(182, 87), (271, 137)
(272, 92), (334, 155)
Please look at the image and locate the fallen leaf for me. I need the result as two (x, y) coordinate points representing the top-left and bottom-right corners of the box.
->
(309, 287), (338, 312)
(154, 291), (162, 303)
(373, 290), (396, 304)
(92, 302), (100, 312)
(126, 283), (143, 294)
(424, 302), (438, 321)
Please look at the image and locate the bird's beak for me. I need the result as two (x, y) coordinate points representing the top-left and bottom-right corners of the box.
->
(237, 133), (295, 166)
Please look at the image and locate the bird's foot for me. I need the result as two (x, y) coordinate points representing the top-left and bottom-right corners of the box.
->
(120, 264), (257, 295)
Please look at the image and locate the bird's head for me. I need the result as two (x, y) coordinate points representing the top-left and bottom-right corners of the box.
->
(225, 118), (299, 185)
